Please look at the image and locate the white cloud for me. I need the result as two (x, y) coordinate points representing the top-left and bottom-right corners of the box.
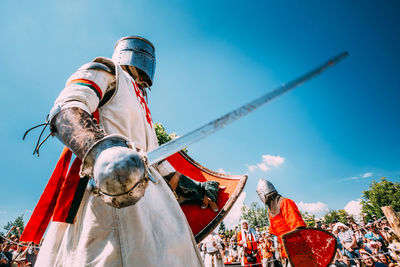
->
(362, 172), (373, 178)
(342, 176), (359, 181)
(297, 201), (329, 214)
(217, 168), (230, 175)
(257, 163), (270, 172)
(217, 168), (226, 174)
(344, 199), (362, 222)
(248, 155), (285, 172)
(262, 155), (285, 167)
(223, 192), (246, 229)
(342, 172), (373, 181)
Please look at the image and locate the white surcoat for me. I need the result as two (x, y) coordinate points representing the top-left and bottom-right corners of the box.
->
(203, 234), (225, 267)
(37, 57), (203, 267)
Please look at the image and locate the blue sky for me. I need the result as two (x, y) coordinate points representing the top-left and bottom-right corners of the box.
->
(1, 1), (399, 228)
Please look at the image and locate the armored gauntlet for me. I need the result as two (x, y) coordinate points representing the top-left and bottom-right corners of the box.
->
(81, 135), (148, 208)
(51, 107), (148, 208)
(176, 175), (220, 210)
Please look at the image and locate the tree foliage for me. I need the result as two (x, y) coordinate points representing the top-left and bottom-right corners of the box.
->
(361, 177), (400, 222)
(301, 212), (316, 227)
(219, 221), (226, 234)
(240, 202), (269, 229)
(154, 122), (187, 153)
(2, 215), (24, 237)
(154, 122), (177, 146)
(323, 209), (349, 224)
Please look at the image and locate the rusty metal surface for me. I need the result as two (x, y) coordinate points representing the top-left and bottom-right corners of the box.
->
(147, 52), (348, 166)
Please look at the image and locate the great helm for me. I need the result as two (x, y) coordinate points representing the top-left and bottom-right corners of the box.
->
(112, 36), (156, 87)
(256, 179), (277, 204)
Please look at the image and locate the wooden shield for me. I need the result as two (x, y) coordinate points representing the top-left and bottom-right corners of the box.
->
(282, 228), (337, 267)
(167, 151), (247, 243)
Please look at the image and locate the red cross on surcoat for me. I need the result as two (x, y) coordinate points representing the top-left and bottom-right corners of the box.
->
(132, 81), (153, 128)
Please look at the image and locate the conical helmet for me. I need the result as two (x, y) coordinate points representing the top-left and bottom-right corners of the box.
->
(256, 179), (277, 204)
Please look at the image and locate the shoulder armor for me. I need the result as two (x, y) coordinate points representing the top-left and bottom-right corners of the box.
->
(93, 57), (116, 74)
(79, 57), (117, 108)
(78, 61), (115, 75)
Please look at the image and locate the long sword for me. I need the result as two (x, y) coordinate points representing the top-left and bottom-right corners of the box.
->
(148, 52), (348, 165)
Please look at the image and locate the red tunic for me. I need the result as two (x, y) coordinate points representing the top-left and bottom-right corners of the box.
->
(237, 231), (262, 267)
(268, 198), (306, 259)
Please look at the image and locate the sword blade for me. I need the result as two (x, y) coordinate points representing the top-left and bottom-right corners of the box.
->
(148, 52), (348, 165)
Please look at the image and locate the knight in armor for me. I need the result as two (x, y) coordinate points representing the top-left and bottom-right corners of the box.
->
(256, 179), (306, 267)
(23, 36), (221, 266)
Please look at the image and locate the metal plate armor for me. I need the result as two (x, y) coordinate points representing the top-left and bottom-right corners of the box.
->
(112, 36), (156, 86)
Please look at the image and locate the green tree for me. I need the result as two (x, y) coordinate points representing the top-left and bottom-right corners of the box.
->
(219, 221), (226, 234)
(3, 215), (24, 237)
(301, 212), (316, 227)
(154, 122), (177, 145)
(337, 209), (351, 223)
(323, 209), (349, 224)
(361, 177), (400, 222)
(323, 210), (339, 224)
(225, 229), (232, 236)
(154, 122), (187, 152)
(240, 202), (269, 229)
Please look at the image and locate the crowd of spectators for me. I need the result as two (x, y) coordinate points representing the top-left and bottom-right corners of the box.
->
(0, 227), (39, 267)
(1, 215), (399, 266)
(327, 215), (400, 267)
(199, 216), (400, 267)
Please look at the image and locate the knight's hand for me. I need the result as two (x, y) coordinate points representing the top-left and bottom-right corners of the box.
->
(200, 181), (220, 212)
(81, 135), (148, 208)
(202, 181), (220, 203)
(94, 146), (145, 195)
(176, 175), (222, 212)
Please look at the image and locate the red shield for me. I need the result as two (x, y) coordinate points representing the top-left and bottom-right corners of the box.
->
(282, 228), (337, 267)
(167, 151), (247, 243)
